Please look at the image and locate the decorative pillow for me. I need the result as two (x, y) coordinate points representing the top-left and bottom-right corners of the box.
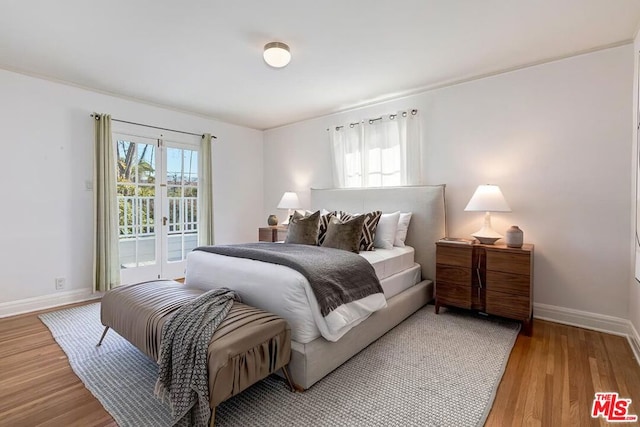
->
(394, 212), (413, 247)
(339, 210), (382, 251)
(317, 210), (336, 246)
(294, 209), (315, 217)
(322, 215), (366, 253)
(373, 211), (400, 250)
(285, 210), (320, 245)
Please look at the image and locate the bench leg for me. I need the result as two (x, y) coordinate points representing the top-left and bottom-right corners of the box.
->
(281, 365), (295, 392)
(209, 407), (216, 427)
(97, 326), (110, 346)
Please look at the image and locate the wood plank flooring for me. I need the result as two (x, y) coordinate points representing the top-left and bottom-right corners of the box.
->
(1, 303), (639, 426)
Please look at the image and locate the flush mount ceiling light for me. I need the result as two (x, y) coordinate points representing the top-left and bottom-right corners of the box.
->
(263, 42), (291, 68)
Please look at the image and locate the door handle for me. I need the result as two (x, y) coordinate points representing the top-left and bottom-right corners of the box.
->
(163, 216), (167, 226)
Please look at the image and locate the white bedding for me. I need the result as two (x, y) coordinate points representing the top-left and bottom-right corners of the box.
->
(381, 263), (422, 299)
(184, 246), (418, 344)
(359, 246), (414, 280)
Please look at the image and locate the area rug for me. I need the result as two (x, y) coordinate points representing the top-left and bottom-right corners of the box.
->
(39, 303), (519, 427)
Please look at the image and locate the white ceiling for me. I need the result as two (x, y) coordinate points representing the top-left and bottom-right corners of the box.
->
(2, 1), (640, 130)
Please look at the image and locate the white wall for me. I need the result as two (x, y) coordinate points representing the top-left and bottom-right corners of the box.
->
(630, 34), (640, 349)
(0, 69), (263, 311)
(264, 45), (633, 320)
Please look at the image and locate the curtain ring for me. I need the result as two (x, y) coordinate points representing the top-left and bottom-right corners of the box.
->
(411, 109), (417, 115)
(350, 123), (354, 128)
(402, 111), (407, 117)
(390, 114), (396, 120)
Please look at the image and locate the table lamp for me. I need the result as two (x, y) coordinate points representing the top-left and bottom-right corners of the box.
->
(464, 184), (511, 244)
(277, 191), (301, 225)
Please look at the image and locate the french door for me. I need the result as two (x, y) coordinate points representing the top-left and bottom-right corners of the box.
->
(114, 133), (199, 285)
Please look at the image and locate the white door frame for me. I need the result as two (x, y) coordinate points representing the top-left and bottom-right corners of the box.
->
(113, 132), (200, 285)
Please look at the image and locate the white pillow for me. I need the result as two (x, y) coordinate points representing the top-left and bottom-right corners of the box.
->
(394, 212), (413, 247)
(373, 211), (400, 249)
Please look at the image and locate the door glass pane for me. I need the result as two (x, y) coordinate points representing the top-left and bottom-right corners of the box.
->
(137, 143), (155, 183)
(184, 150), (198, 185)
(117, 140), (137, 183)
(116, 138), (157, 268)
(166, 146), (199, 262)
(167, 148), (183, 185)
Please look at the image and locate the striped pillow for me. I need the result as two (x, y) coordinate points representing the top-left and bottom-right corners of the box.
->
(339, 210), (382, 251)
(318, 211), (336, 245)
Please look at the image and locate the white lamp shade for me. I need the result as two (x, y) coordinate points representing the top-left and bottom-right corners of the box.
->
(464, 185), (511, 212)
(277, 192), (301, 209)
(263, 42), (291, 68)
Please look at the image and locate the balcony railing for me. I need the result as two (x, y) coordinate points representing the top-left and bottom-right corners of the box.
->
(118, 196), (197, 237)
(118, 195), (198, 268)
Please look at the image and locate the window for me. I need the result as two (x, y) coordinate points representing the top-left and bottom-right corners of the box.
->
(329, 110), (421, 188)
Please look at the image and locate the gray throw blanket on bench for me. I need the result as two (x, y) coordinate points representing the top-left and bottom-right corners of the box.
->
(155, 287), (240, 427)
(195, 243), (383, 317)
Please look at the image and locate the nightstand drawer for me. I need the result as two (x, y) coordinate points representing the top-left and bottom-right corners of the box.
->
(436, 265), (472, 286)
(486, 251), (530, 275)
(486, 271), (530, 297)
(436, 245), (473, 267)
(436, 282), (471, 309)
(486, 290), (530, 320)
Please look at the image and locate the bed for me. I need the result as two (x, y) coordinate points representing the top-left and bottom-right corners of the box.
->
(184, 185), (446, 389)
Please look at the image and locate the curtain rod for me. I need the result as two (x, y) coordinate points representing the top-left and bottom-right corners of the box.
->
(326, 109), (418, 131)
(90, 114), (217, 139)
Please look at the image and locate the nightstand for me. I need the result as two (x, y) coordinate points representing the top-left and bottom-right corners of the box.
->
(258, 226), (288, 242)
(435, 241), (534, 335)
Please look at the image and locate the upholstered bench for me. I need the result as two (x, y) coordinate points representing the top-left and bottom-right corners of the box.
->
(98, 280), (292, 426)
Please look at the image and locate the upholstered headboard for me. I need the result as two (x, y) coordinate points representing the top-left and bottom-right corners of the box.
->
(310, 185), (447, 281)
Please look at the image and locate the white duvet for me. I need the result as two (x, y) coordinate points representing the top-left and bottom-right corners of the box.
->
(184, 250), (387, 343)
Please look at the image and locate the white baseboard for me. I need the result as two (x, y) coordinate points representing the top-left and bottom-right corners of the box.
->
(629, 323), (640, 364)
(0, 289), (103, 318)
(534, 303), (632, 337)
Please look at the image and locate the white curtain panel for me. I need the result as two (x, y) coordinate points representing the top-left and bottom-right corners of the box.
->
(328, 127), (345, 188)
(330, 111), (422, 188)
(198, 133), (214, 246)
(330, 125), (364, 188)
(93, 113), (121, 292)
(363, 117), (402, 187)
(398, 111), (422, 185)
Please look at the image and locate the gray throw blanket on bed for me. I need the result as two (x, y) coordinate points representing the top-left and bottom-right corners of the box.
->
(154, 287), (240, 427)
(194, 243), (383, 317)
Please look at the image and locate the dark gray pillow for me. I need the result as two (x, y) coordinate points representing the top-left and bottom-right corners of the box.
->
(321, 215), (366, 253)
(285, 210), (320, 245)
(339, 210), (382, 251)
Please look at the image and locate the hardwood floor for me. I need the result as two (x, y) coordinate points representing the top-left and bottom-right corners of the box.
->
(486, 321), (640, 427)
(0, 303), (116, 427)
(1, 303), (639, 426)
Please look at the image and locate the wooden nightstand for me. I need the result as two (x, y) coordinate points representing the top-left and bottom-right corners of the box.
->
(435, 241), (534, 335)
(258, 226), (288, 242)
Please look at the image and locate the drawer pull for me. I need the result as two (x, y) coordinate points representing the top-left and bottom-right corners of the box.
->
(476, 251), (483, 289)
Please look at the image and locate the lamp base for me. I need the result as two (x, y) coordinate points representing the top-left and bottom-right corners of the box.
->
(471, 234), (502, 245)
(470, 212), (503, 244)
(281, 209), (293, 225)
